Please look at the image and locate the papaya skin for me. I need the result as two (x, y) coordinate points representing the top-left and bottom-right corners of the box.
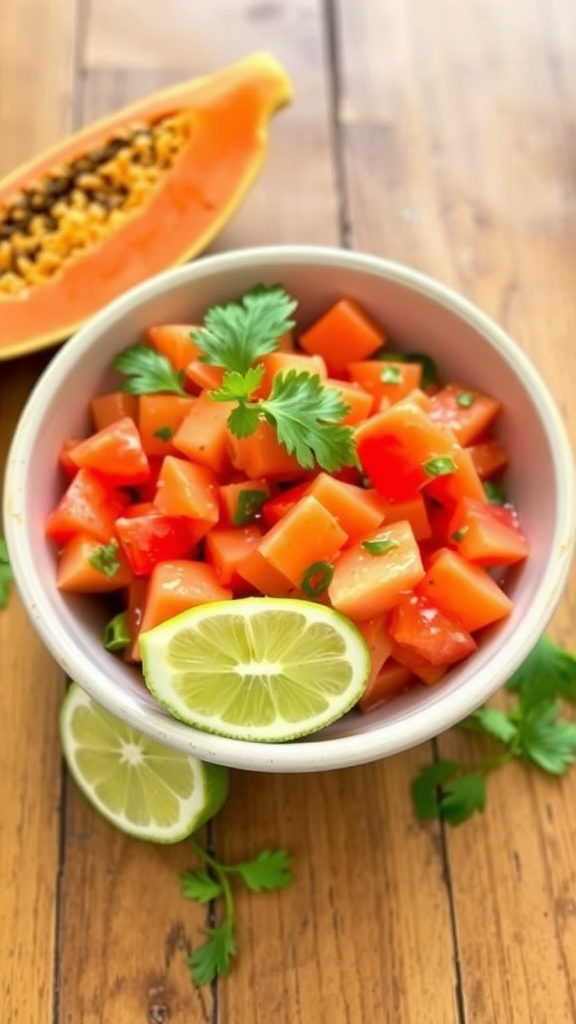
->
(0, 53), (293, 360)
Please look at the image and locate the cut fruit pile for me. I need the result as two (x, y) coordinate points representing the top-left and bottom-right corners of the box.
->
(46, 284), (529, 738)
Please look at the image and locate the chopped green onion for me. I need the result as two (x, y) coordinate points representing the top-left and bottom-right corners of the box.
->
(375, 351), (437, 389)
(301, 561), (334, 599)
(456, 391), (475, 408)
(380, 365), (403, 385)
(232, 489), (268, 526)
(483, 480), (507, 505)
(89, 539), (121, 579)
(103, 611), (131, 652)
(152, 425), (174, 442)
(451, 526), (469, 542)
(361, 537), (400, 556)
(422, 456), (457, 478)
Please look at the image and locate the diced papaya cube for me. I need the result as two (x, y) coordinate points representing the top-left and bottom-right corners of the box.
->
(390, 642), (449, 686)
(466, 434), (508, 479)
(258, 495), (348, 589)
(139, 560), (232, 636)
(299, 297), (385, 375)
(396, 387), (433, 412)
(416, 548), (513, 632)
(69, 417), (150, 487)
(235, 547), (302, 598)
(305, 473), (387, 541)
(328, 520), (425, 621)
(218, 478), (271, 526)
(184, 360), (225, 393)
(227, 419), (307, 481)
(255, 351), (327, 398)
(45, 468), (127, 545)
(423, 448), (486, 507)
(428, 383), (501, 446)
(153, 456), (219, 541)
(138, 394), (196, 456)
(358, 659), (415, 712)
(380, 494), (432, 541)
(205, 525), (264, 593)
(91, 392), (138, 432)
(389, 594), (477, 667)
(147, 324), (201, 371)
(323, 377), (373, 424)
(58, 438), (83, 480)
(356, 615), (394, 695)
(57, 534), (132, 593)
(448, 497), (529, 567)
(172, 391), (235, 476)
(347, 360), (422, 406)
(355, 402), (459, 502)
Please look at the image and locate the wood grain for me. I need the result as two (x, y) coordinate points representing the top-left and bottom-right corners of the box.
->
(337, 1), (576, 1022)
(0, 0), (78, 1019)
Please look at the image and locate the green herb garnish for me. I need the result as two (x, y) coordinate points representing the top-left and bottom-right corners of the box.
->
(103, 611), (131, 652)
(376, 351), (438, 389)
(422, 456), (457, 477)
(411, 637), (576, 826)
(456, 390), (475, 408)
(183, 838), (292, 985)
(380, 365), (403, 384)
(450, 526), (469, 542)
(361, 537), (400, 556)
(232, 488), (268, 526)
(0, 538), (14, 609)
(114, 344), (187, 396)
(301, 560), (335, 598)
(89, 539), (121, 580)
(152, 425), (174, 442)
(483, 480), (507, 505)
(193, 284), (297, 375)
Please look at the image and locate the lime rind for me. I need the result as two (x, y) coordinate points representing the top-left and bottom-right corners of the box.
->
(60, 683), (229, 843)
(140, 597), (371, 743)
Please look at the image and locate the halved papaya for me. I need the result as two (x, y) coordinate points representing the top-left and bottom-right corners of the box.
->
(0, 52), (293, 359)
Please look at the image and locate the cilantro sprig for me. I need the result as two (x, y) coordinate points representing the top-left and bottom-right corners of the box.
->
(0, 538), (14, 609)
(412, 636), (576, 825)
(182, 837), (292, 985)
(113, 344), (187, 396)
(193, 283), (297, 374)
(196, 285), (357, 472)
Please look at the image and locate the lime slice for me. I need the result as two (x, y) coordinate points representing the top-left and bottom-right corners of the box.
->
(60, 683), (229, 843)
(140, 597), (371, 742)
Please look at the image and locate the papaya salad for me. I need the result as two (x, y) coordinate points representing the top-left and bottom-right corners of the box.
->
(45, 284), (528, 719)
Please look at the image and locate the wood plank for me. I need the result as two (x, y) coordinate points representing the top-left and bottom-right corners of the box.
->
(56, 2), (338, 1020)
(338, 0), (576, 1022)
(0, 0), (78, 1019)
(0, 0), (77, 175)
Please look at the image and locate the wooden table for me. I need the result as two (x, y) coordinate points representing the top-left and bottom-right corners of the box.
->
(2, 1), (576, 1021)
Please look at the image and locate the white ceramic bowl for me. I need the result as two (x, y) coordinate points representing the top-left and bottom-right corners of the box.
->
(4, 246), (575, 771)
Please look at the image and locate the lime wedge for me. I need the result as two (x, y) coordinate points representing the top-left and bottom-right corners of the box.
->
(60, 683), (229, 843)
(140, 597), (370, 742)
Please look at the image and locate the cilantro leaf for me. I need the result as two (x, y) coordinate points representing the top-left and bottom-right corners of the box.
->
(188, 921), (236, 986)
(235, 849), (293, 892)
(517, 703), (576, 774)
(152, 425), (174, 442)
(261, 371), (356, 471)
(411, 760), (459, 821)
(181, 870), (223, 904)
(113, 343), (187, 396)
(462, 707), (518, 745)
(506, 636), (576, 705)
(210, 366), (264, 402)
(0, 538), (14, 610)
(361, 537), (400, 556)
(194, 284), (297, 374)
(227, 402), (262, 439)
(483, 480), (507, 505)
(439, 773), (487, 825)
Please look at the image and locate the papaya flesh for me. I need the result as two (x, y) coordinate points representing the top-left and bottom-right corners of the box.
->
(0, 52), (293, 360)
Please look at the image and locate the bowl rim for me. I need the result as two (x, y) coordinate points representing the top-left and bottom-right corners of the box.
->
(4, 244), (576, 771)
